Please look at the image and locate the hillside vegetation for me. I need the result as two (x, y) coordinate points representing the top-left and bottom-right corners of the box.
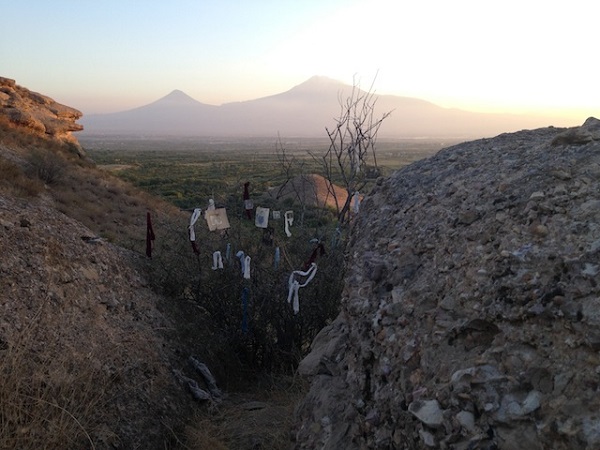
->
(0, 88), (350, 448)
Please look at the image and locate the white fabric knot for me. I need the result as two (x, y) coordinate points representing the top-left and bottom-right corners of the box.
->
(286, 263), (317, 314)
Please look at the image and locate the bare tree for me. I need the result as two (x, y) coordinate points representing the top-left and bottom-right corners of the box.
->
(316, 77), (392, 224)
(274, 134), (313, 226)
(274, 134), (301, 200)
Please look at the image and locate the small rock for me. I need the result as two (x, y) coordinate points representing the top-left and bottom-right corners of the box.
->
(582, 263), (599, 277)
(458, 210), (479, 225)
(529, 191), (545, 200)
(582, 417), (600, 445)
(456, 410), (475, 431)
(408, 399), (444, 428)
(495, 390), (542, 422)
(531, 224), (548, 237)
(419, 429), (436, 447)
(240, 401), (268, 411)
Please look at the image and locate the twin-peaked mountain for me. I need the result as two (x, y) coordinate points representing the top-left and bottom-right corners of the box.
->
(81, 76), (563, 139)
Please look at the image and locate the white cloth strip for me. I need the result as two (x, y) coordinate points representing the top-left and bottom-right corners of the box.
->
(243, 255), (251, 279)
(189, 208), (202, 241)
(212, 251), (223, 270)
(284, 210), (294, 237)
(352, 191), (360, 214)
(286, 263), (317, 314)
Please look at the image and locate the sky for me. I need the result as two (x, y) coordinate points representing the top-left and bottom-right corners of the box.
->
(2, 0), (598, 124)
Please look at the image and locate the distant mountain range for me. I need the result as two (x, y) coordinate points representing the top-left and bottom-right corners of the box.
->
(80, 76), (567, 139)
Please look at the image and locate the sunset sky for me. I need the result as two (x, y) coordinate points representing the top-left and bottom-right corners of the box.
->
(2, 0), (597, 124)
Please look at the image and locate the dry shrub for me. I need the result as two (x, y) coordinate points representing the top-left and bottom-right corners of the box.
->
(25, 148), (67, 185)
(0, 308), (111, 450)
(0, 155), (44, 197)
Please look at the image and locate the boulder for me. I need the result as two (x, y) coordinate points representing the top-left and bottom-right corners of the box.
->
(294, 118), (600, 449)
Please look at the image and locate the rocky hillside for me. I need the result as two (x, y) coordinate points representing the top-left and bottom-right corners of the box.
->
(295, 118), (600, 449)
(0, 79), (217, 449)
(0, 194), (189, 448)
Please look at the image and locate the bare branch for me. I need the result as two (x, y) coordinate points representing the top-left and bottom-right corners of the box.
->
(320, 77), (392, 223)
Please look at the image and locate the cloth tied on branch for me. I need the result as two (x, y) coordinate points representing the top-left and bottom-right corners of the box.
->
(243, 255), (251, 279)
(236, 250), (251, 278)
(243, 182), (253, 219)
(352, 191), (361, 214)
(212, 251), (223, 270)
(287, 263), (317, 314)
(236, 251), (245, 275)
(146, 211), (155, 258)
(274, 246), (281, 269)
(255, 206), (269, 228)
(331, 226), (342, 249)
(284, 210), (294, 237)
(205, 208), (230, 232)
(189, 208), (202, 255)
(303, 242), (326, 270)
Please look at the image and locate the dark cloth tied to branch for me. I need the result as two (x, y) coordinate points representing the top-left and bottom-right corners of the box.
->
(146, 211), (155, 258)
(303, 242), (326, 270)
(243, 181), (253, 219)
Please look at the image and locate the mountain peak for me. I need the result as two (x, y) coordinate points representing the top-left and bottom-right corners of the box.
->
(291, 76), (346, 92)
(159, 89), (198, 103)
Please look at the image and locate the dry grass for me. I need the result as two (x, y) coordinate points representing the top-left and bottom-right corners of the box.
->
(0, 155), (44, 197)
(0, 306), (111, 450)
(49, 161), (180, 249)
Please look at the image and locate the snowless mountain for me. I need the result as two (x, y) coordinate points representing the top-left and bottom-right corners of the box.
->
(81, 76), (568, 139)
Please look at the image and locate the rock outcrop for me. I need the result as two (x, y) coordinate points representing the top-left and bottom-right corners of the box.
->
(0, 77), (83, 152)
(268, 173), (353, 211)
(295, 118), (600, 449)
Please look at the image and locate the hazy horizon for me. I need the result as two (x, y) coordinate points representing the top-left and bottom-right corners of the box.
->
(2, 0), (598, 123)
(78, 76), (585, 140)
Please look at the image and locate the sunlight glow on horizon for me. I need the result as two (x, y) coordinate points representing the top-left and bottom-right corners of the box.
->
(2, 0), (598, 124)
